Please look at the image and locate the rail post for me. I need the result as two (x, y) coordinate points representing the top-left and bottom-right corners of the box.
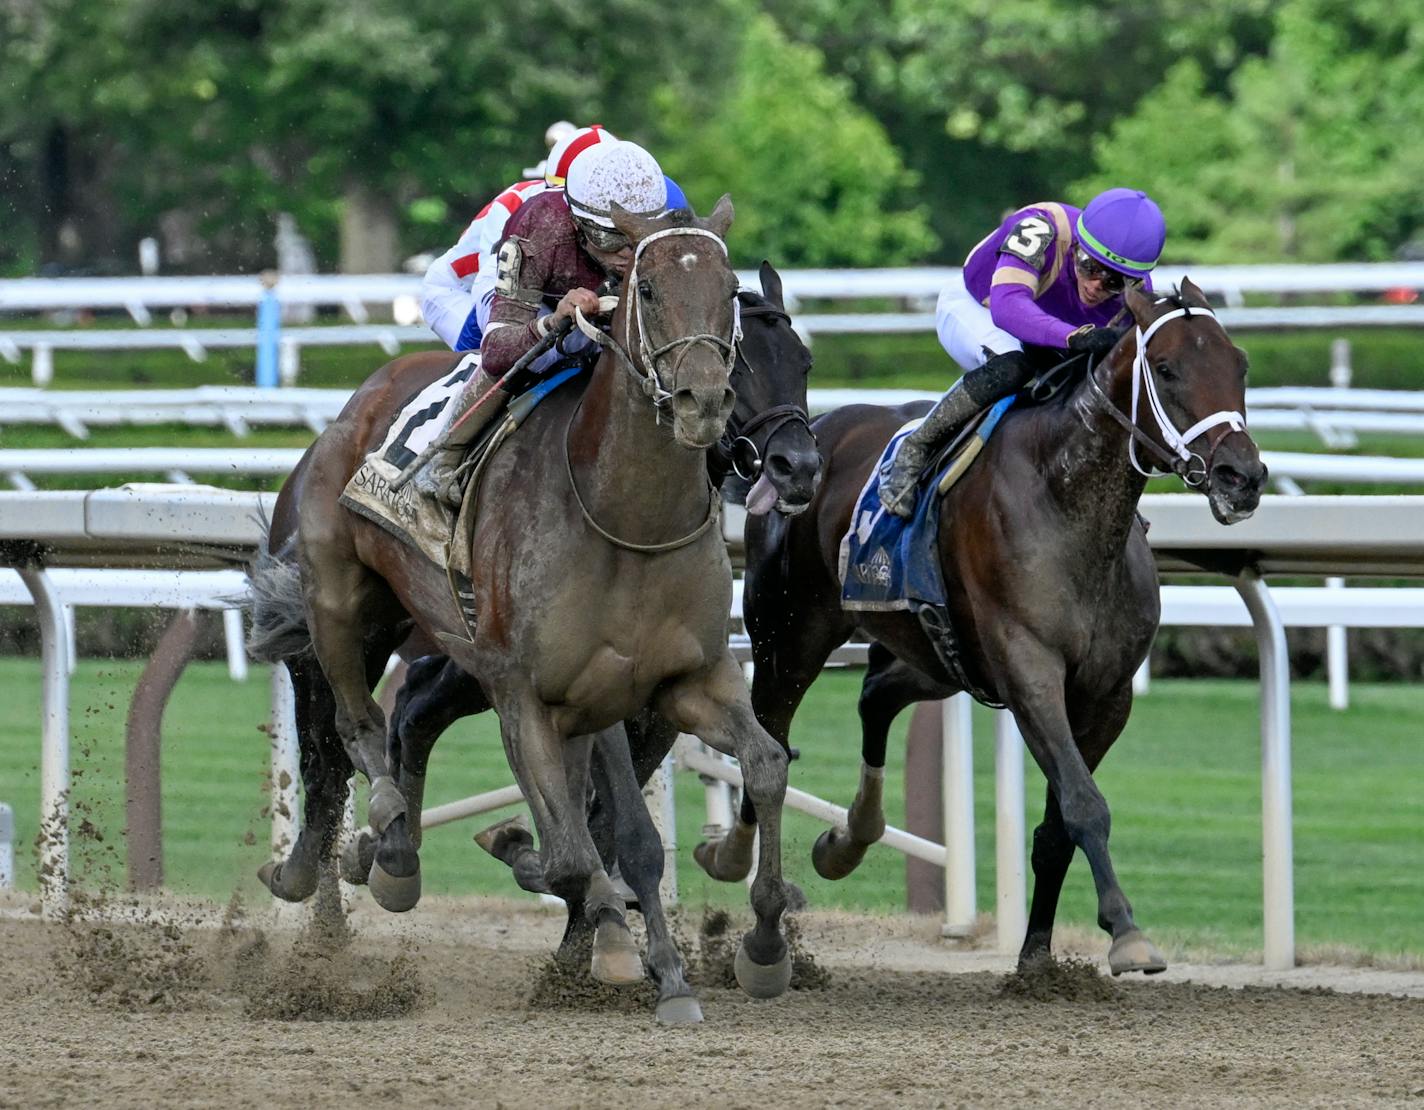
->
(994, 710), (1026, 955)
(941, 694), (977, 937)
(1235, 569), (1296, 971)
(0, 803), (13, 889)
(255, 271), (281, 389)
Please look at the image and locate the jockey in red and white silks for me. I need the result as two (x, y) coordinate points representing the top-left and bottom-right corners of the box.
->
(419, 125), (619, 351)
(411, 140), (675, 503)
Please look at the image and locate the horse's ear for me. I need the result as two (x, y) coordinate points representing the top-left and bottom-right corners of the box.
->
(1124, 281), (1156, 326)
(759, 260), (785, 310)
(608, 202), (646, 243)
(699, 193), (734, 240)
(1179, 275), (1211, 309)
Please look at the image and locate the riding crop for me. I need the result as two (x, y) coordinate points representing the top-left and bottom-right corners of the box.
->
(389, 315), (576, 491)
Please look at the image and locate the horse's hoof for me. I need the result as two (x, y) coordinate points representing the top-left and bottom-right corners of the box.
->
(368, 856), (421, 913)
(693, 836), (752, 883)
(1108, 929), (1167, 976)
(810, 827), (868, 880)
(474, 814), (534, 861)
(339, 830), (375, 886)
(258, 858), (316, 902)
(655, 995), (704, 1026)
(591, 919), (644, 985)
(734, 942), (792, 999)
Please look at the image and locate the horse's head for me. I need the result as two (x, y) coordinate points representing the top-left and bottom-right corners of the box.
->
(726, 262), (823, 515)
(1121, 278), (1267, 524)
(610, 196), (738, 449)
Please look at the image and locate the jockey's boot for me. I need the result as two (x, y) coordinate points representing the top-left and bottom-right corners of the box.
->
(413, 370), (510, 508)
(878, 350), (1031, 518)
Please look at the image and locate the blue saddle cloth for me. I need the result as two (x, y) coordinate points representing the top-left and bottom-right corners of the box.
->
(839, 397), (1013, 612)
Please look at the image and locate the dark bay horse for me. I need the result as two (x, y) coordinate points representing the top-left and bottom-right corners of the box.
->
(250, 201), (797, 1020)
(702, 280), (1266, 975)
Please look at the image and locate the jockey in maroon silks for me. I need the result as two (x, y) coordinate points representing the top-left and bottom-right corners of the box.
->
(412, 140), (672, 503)
(879, 188), (1167, 516)
(418, 124), (619, 353)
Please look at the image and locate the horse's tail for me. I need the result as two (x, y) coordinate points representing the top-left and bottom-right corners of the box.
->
(246, 539), (313, 664)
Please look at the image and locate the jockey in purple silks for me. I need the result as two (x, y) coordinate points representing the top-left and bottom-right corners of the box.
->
(879, 187), (1167, 516)
(412, 139), (675, 504)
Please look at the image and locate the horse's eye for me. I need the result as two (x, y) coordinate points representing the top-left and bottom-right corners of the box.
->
(1154, 358), (1178, 381)
(637, 279), (654, 299)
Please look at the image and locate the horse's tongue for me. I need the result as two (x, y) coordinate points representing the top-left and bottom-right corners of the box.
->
(745, 474), (779, 516)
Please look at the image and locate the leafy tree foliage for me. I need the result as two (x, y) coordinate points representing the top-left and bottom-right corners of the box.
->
(1077, 1), (1424, 262)
(655, 13), (936, 267)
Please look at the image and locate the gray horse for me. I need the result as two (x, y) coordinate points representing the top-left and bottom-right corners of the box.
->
(252, 199), (793, 1022)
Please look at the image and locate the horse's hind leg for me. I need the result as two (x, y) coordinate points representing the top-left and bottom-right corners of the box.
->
(592, 727), (701, 1024)
(302, 552), (415, 912)
(1003, 653), (1164, 976)
(813, 645), (955, 880)
(388, 654), (492, 848)
(259, 658), (352, 923)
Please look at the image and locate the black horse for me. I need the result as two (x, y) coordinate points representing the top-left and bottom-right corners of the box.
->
(696, 280), (1267, 975)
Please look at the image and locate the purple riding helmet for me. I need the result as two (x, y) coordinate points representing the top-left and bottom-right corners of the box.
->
(1075, 188), (1166, 280)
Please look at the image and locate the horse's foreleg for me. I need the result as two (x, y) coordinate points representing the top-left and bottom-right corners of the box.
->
(814, 645), (954, 880)
(498, 703), (641, 987)
(698, 593), (846, 883)
(591, 727), (701, 1024)
(389, 655), (492, 849)
(659, 654), (792, 1000)
(1003, 651), (1164, 976)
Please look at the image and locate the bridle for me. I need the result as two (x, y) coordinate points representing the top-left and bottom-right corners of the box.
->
(714, 297), (814, 482)
(573, 225), (740, 413)
(563, 224), (739, 553)
(1084, 302), (1246, 488)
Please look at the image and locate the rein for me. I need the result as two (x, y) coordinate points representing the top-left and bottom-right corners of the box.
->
(574, 226), (740, 412)
(1084, 304), (1246, 487)
(561, 223), (736, 553)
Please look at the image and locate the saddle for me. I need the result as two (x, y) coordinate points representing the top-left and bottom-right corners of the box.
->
(340, 357), (590, 581)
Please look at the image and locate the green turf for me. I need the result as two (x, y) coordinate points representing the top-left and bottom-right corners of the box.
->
(0, 659), (1417, 958)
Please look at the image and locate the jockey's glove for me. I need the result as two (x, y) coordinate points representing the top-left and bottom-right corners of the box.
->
(1067, 324), (1128, 359)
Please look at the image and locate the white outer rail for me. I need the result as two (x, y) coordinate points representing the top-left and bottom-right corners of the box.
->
(3, 489), (1424, 969)
(4, 262), (1424, 314)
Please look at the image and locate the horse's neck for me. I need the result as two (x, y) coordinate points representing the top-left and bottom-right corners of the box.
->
(1031, 344), (1150, 560)
(567, 337), (708, 539)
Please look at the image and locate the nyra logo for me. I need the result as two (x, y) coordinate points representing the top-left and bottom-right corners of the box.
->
(855, 546), (893, 588)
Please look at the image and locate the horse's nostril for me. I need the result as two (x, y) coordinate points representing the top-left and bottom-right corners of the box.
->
(1214, 464), (1246, 490)
(765, 452), (794, 481)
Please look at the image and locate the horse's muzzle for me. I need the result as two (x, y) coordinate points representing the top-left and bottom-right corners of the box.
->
(763, 435), (822, 514)
(672, 387), (737, 449)
(1207, 436), (1268, 525)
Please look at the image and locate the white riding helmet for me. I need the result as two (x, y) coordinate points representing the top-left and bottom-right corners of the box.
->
(544, 124), (618, 188)
(565, 140), (668, 229)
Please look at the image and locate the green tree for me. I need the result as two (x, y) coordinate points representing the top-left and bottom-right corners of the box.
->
(655, 13), (936, 267)
(0, 0), (743, 272)
(1077, 0), (1424, 262)
(765, 0), (1276, 260)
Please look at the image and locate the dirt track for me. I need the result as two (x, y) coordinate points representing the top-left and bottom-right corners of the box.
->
(1, 892), (1421, 1109)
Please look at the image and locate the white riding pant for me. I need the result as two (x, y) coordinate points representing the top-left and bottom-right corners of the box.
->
(935, 276), (1023, 372)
